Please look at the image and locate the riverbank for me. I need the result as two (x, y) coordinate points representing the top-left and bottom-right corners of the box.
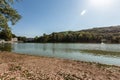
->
(0, 52), (120, 80)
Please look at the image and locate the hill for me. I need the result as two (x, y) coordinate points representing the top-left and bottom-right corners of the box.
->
(34, 26), (120, 43)
(81, 26), (120, 33)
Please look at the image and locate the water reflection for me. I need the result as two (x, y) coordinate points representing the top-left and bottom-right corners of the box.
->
(0, 43), (120, 66)
(1, 43), (120, 54)
(43, 43), (47, 51)
(100, 43), (106, 51)
(0, 43), (12, 52)
(52, 44), (55, 54)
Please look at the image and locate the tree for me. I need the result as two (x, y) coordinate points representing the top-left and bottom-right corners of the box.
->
(0, 0), (21, 40)
(0, 29), (12, 40)
(17, 36), (27, 42)
(0, 0), (21, 28)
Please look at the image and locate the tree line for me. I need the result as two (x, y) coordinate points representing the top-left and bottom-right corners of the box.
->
(34, 26), (120, 43)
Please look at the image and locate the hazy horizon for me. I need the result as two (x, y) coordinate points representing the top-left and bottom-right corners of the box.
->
(11, 0), (120, 37)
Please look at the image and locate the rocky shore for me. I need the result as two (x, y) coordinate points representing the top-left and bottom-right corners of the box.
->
(0, 51), (120, 80)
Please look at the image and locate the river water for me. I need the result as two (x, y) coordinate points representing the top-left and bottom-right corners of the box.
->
(1, 43), (120, 66)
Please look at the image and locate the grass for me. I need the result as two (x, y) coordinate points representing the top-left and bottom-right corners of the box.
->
(80, 50), (120, 57)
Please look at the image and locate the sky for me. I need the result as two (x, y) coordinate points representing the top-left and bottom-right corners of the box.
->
(11, 0), (120, 37)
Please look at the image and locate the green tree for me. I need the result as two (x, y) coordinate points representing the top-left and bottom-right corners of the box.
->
(0, 0), (21, 28)
(0, 29), (12, 40)
(0, 0), (21, 40)
(17, 36), (27, 42)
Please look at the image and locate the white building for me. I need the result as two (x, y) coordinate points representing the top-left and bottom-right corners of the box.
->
(0, 39), (5, 43)
(11, 38), (18, 42)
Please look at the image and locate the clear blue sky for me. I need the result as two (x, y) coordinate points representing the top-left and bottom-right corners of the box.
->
(11, 0), (120, 37)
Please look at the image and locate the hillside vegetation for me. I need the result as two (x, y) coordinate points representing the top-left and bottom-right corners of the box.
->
(34, 26), (120, 43)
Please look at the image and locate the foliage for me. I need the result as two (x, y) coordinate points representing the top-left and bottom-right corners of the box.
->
(0, 0), (21, 40)
(17, 36), (27, 42)
(34, 26), (120, 43)
(0, 29), (12, 40)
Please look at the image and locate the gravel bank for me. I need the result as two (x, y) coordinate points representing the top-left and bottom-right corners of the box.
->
(0, 52), (120, 80)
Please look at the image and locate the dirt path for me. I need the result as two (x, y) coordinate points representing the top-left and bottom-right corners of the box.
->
(0, 52), (120, 80)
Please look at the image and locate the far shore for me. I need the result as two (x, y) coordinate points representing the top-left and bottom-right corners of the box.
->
(0, 51), (120, 80)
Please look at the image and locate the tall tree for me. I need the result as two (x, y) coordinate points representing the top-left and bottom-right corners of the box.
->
(0, 0), (21, 40)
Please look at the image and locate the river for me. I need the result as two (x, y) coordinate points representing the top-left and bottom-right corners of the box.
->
(0, 43), (120, 66)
